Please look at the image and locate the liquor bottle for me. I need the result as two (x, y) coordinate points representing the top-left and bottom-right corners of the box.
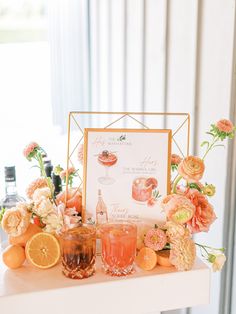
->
(43, 158), (53, 178)
(52, 173), (62, 197)
(0, 166), (25, 249)
(96, 189), (108, 225)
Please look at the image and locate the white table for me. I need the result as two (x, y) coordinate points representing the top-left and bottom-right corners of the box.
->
(0, 257), (210, 314)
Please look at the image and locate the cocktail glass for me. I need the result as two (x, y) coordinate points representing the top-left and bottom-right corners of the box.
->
(98, 150), (117, 185)
(60, 224), (96, 279)
(100, 222), (137, 276)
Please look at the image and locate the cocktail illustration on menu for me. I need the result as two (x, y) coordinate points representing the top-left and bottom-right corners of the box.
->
(132, 177), (160, 206)
(97, 150), (117, 185)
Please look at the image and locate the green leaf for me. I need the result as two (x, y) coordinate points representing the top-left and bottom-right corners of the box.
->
(0, 207), (6, 223)
(206, 132), (215, 137)
(200, 141), (209, 148)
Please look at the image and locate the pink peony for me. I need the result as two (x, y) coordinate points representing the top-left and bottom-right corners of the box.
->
(185, 189), (217, 233)
(23, 142), (39, 159)
(162, 194), (195, 224)
(26, 177), (48, 199)
(171, 154), (182, 166)
(144, 228), (167, 251)
(178, 156), (205, 183)
(216, 119), (234, 134)
(169, 237), (196, 271)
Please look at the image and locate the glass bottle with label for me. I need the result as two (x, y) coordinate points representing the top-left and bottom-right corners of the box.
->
(0, 166), (25, 249)
(96, 189), (108, 225)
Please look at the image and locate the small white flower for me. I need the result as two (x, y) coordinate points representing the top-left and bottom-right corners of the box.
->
(42, 213), (63, 233)
(33, 187), (51, 202)
(33, 198), (54, 218)
(212, 254), (226, 272)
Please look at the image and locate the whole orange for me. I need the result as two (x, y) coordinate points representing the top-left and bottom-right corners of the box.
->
(2, 245), (26, 269)
(9, 223), (42, 247)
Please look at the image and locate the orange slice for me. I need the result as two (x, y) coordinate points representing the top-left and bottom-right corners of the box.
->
(25, 232), (61, 269)
(136, 247), (157, 271)
(156, 250), (173, 267)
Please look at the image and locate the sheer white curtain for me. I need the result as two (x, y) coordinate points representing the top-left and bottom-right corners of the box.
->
(48, 1), (236, 314)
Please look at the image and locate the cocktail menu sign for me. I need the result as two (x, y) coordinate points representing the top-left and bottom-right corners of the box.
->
(83, 128), (172, 226)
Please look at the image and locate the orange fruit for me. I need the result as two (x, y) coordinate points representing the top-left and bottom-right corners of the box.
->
(156, 250), (173, 267)
(25, 232), (61, 269)
(2, 245), (26, 269)
(9, 223), (42, 247)
(136, 247), (157, 271)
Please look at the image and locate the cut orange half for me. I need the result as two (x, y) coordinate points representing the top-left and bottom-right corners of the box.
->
(25, 232), (61, 269)
(136, 247), (157, 271)
(156, 250), (173, 267)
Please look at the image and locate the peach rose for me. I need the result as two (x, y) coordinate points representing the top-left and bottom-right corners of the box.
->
(216, 119), (234, 134)
(162, 194), (195, 224)
(1, 204), (31, 237)
(178, 156), (205, 182)
(186, 189), (217, 233)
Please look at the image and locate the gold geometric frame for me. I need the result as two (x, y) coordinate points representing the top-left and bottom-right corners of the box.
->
(65, 111), (190, 211)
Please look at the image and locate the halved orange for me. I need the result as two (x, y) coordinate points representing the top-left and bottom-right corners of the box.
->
(25, 232), (61, 269)
(156, 250), (173, 267)
(136, 247), (157, 271)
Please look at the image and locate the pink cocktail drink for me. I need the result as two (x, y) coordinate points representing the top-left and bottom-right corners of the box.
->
(98, 150), (117, 167)
(100, 222), (137, 276)
(97, 150), (118, 185)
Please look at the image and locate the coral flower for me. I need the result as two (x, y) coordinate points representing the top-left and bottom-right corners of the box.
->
(216, 119), (234, 134)
(178, 156), (205, 182)
(23, 142), (39, 160)
(1, 204), (31, 237)
(169, 238), (196, 271)
(186, 189), (217, 233)
(171, 154), (182, 166)
(26, 177), (48, 199)
(60, 167), (76, 180)
(144, 228), (167, 251)
(162, 194), (195, 224)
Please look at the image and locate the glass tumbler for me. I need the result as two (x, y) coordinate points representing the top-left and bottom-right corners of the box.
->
(100, 222), (137, 276)
(60, 224), (96, 279)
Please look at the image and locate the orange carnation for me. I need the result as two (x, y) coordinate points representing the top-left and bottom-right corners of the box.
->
(178, 156), (205, 182)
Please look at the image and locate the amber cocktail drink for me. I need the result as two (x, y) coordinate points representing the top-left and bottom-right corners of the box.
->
(100, 222), (137, 276)
(61, 225), (96, 279)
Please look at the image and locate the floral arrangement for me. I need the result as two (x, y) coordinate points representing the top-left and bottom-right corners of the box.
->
(136, 119), (235, 272)
(0, 142), (82, 270)
(0, 118), (234, 274)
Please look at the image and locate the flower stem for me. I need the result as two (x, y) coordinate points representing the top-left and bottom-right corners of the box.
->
(172, 175), (183, 194)
(35, 152), (55, 201)
(202, 136), (219, 160)
(195, 242), (225, 252)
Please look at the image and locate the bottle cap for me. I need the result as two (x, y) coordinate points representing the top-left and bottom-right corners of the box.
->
(4, 166), (16, 182)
